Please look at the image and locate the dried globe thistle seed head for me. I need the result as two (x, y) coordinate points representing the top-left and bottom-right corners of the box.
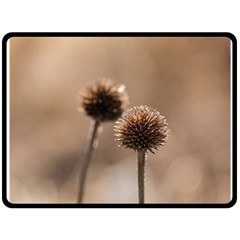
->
(80, 79), (129, 122)
(114, 105), (169, 153)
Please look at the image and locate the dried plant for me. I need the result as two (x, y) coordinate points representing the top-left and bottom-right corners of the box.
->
(114, 105), (169, 203)
(78, 79), (128, 203)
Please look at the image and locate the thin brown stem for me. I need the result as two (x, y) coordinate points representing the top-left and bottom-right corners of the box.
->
(78, 120), (101, 203)
(138, 150), (146, 204)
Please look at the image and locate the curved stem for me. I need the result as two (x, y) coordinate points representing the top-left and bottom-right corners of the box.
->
(78, 120), (101, 203)
(138, 150), (146, 204)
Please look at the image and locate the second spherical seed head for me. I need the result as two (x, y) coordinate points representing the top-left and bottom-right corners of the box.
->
(81, 79), (129, 122)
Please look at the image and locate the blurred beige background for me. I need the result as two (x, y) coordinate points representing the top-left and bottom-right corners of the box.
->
(9, 36), (231, 204)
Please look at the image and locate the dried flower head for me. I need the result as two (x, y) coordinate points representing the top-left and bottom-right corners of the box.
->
(114, 105), (169, 153)
(80, 79), (128, 121)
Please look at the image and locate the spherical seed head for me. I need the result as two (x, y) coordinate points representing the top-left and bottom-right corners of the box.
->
(114, 105), (169, 153)
(80, 79), (128, 122)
